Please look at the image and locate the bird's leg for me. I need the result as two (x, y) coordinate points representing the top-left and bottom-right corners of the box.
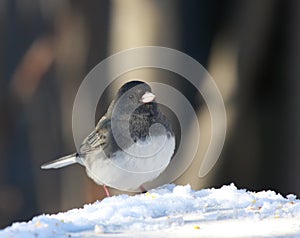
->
(103, 185), (110, 197)
(139, 185), (147, 193)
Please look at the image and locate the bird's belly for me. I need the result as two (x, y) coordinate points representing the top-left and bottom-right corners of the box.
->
(83, 135), (175, 191)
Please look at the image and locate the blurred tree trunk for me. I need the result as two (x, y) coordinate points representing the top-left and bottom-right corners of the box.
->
(108, 0), (222, 192)
(284, 0), (300, 195)
(53, 0), (110, 208)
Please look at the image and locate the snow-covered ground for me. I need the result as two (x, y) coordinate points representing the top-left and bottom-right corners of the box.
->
(2, 184), (300, 237)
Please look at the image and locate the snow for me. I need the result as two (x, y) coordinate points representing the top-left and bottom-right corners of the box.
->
(1, 184), (300, 237)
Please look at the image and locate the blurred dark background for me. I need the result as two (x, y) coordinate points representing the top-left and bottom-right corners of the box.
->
(1, 0), (300, 228)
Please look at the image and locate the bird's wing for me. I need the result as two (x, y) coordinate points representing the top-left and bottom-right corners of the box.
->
(79, 116), (112, 155)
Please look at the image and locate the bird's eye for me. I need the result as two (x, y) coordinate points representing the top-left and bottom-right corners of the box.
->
(129, 95), (134, 99)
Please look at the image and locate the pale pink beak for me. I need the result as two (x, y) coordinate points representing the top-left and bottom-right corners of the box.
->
(140, 91), (156, 103)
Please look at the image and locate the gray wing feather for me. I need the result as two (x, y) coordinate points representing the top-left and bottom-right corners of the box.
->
(79, 117), (112, 154)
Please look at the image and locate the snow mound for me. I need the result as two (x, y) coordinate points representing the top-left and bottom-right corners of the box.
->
(1, 184), (300, 237)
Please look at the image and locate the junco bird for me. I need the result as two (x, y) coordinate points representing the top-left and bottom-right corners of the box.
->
(41, 81), (175, 196)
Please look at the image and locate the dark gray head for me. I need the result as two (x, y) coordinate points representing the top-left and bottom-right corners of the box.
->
(113, 81), (157, 116)
(111, 81), (162, 142)
(116, 81), (155, 105)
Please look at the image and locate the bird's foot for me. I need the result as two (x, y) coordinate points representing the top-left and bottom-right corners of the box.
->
(103, 185), (110, 197)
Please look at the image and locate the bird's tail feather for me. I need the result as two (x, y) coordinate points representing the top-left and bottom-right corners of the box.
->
(41, 153), (81, 169)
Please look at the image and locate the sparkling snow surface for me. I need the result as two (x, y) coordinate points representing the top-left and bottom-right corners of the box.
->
(2, 184), (300, 237)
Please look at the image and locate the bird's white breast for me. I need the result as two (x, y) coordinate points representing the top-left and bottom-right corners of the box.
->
(83, 134), (175, 191)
